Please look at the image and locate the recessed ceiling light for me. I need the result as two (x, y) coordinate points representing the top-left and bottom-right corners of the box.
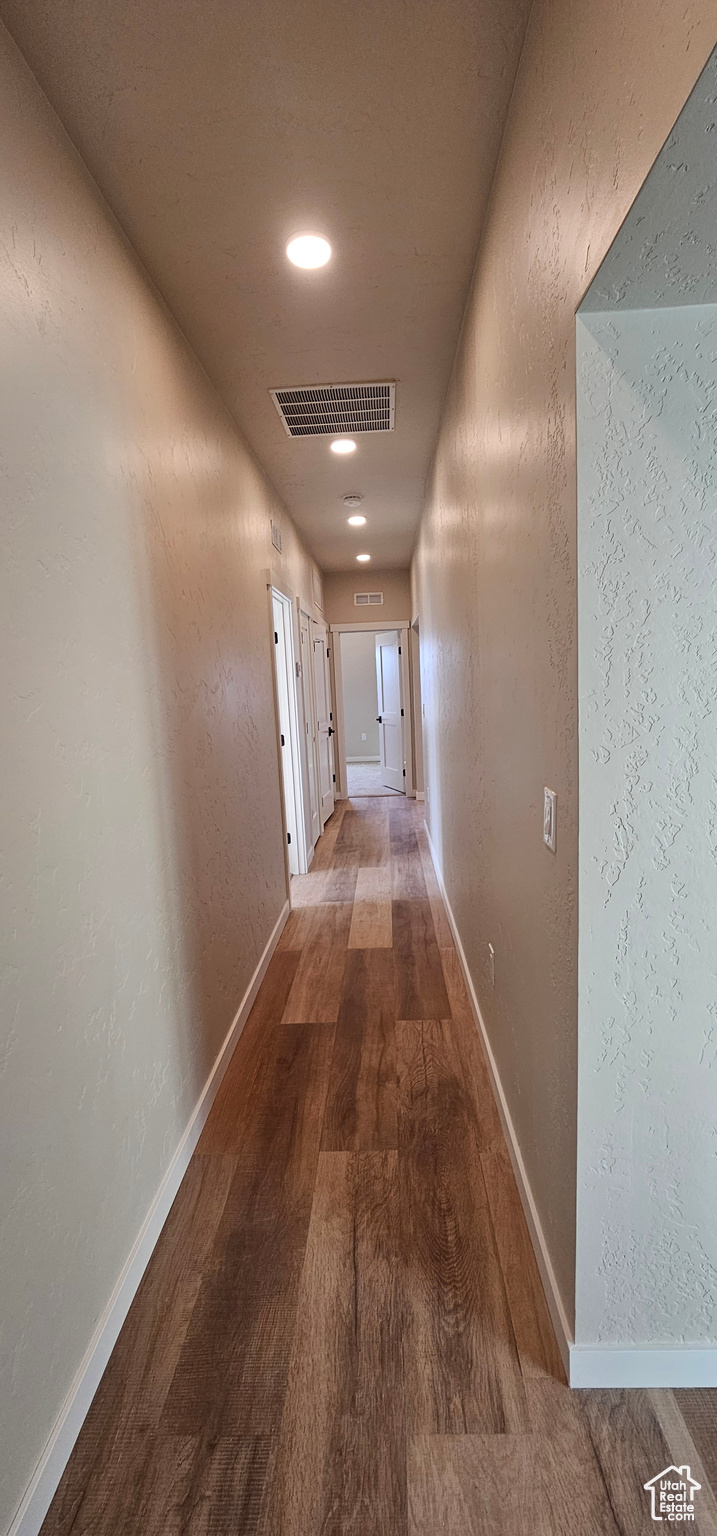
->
(331, 439), (356, 455)
(348, 515), (366, 526)
(286, 233), (331, 269)
(356, 553), (371, 562)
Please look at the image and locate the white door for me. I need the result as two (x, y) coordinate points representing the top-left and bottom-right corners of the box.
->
(312, 622), (335, 825)
(375, 630), (404, 793)
(300, 609), (321, 848)
(272, 593), (300, 873)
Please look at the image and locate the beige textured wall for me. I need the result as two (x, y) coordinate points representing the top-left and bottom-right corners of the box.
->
(412, 0), (717, 1329)
(0, 25), (320, 1532)
(323, 568), (411, 624)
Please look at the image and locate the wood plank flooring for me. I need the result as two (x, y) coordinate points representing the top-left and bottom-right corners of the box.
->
(40, 795), (717, 1535)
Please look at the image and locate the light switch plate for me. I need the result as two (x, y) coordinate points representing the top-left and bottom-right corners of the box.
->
(543, 787), (557, 852)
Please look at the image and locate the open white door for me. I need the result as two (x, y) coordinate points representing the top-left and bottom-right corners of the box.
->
(375, 630), (405, 793)
(312, 621), (335, 826)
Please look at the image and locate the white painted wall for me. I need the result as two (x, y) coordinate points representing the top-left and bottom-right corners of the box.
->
(576, 303), (717, 1348)
(340, 632), (380, 760)
(0, 25), (320, 1533)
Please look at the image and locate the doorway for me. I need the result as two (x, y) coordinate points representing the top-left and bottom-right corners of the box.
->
(332, 622), (414, 799)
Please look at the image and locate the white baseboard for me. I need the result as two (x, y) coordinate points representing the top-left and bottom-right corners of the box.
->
(569, 1347), (717, 1389)
(8, 899), (290, 1536)
(422, 822), (574, 1380)
(345, 756), (380, 764)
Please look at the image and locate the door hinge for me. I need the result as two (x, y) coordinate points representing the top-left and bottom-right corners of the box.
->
(274, 631), (278, 644)
(329, 711), (333, 721)
(280, 733), (285, 746)
(287, 832), (291, 845)
(398, 645), (402, 654)
(326, 647), (330, 658)
(403, 769), (406, 777)
(400, 707), (404, 716)
(333, 773), (336, 783)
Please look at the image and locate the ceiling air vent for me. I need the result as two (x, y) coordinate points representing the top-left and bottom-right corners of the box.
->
(270, 381), (395, 438)
(354, 592), (384, 607)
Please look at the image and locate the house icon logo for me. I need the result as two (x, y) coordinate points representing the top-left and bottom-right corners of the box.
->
(643, 1465), (701, 1521)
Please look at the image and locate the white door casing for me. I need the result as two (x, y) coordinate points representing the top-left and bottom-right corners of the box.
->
(375, 630), (404, 793)
(312, 621), (335, 825)
(272, 592), (302, 873)
(299, 608), (321, 849)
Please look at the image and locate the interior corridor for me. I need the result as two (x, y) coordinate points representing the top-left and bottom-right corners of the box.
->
(40, 795), (717, 1536)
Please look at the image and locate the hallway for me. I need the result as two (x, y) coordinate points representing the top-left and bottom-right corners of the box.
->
(40, 796), (717, 1535)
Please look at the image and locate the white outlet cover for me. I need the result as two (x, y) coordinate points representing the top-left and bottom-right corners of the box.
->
(543, 787), (557, 852)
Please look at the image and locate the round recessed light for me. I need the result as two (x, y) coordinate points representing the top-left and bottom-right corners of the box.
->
(342, 493), (363, 509)
(331, 438), (356, 455)
(348, 514), (366, 526)
(356, 552), (371, 563)
(286, 232), (331, 269)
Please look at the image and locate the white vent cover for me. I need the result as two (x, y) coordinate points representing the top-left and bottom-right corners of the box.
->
(270, 381), (395, 438)
(270, 519), (282, 553)
(354, 592), (384, 606)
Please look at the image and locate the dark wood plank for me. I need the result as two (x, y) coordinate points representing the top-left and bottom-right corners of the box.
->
(198, 949), (301, 1153)
(391, 848), (428, 900)
(393, 899), (450, 1021)
(673, 1388), (717, 1497)
(321, 948), (398, 1151)
(309, 800), (349, 870)
(40, 1157), (237, 1534)
(42, 1431), (276, 1536)
(575, 1384), (682, 1535)
(397, 1020), (527, 1434)
(481, 1142), (566, 1381)
(162, 1023), (335, 1436)
(266, 1151), (406, 1536)
(388, 804), (419, 857)
(282, 901), (351, 1024)
(333, 801), (388, 867)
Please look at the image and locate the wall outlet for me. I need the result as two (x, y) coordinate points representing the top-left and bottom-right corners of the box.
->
(361, 731), (367, 741)
(488, 942), (495, 988)
(543, 787), (557, 852)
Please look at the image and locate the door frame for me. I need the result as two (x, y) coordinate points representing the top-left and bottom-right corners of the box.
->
(297, 602), (321, 851)
(312, 616), (336, 827)
(329, 618), (413, 801)
(267, 573), (312, 876)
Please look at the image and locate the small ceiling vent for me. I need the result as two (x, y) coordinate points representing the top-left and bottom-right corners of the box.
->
(354, 592), (384, 606)
(270, 381), (395, 438)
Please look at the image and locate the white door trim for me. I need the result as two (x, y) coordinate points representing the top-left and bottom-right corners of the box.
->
(268, 582), (309, 875)
(329, 618), (411, 633)
(331, 621), (414, 801)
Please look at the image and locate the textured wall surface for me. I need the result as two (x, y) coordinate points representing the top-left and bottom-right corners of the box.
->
(576, 303), (717, 1345)
(323, 568), (411, 624)
(582, 52), (717, 313)
(340, 632), (380, 760)
(0, 26), (319, 1532)
(412, 0), (717, 1327)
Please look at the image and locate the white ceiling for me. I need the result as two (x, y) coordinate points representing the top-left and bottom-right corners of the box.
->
(0, 0), (532, 570)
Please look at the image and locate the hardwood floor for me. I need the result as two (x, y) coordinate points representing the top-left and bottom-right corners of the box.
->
(40, 795), (717, 1535)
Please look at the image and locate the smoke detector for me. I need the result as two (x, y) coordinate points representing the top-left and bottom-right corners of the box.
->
(342, 494), (363, 509)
